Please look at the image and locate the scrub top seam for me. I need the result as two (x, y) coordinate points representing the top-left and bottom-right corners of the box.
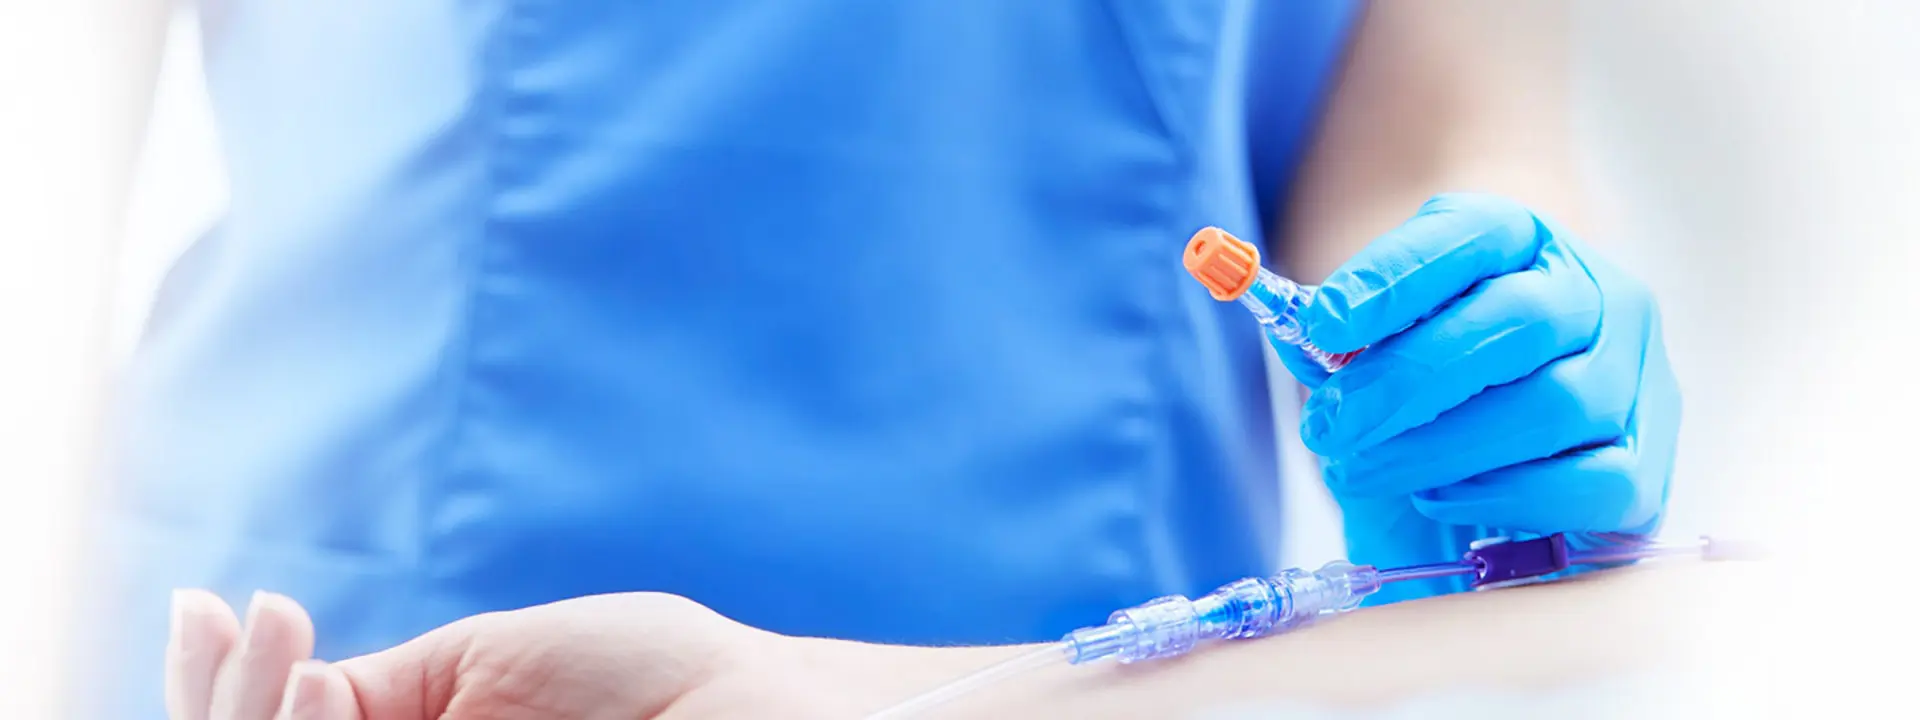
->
(1142, 177), (1209, 596)
(1097, 0), (1208, 598)
(1093, 0), (1181, 150)
(421, 0), (525, 621)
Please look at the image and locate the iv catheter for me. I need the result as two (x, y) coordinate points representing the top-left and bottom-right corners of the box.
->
(867, 231), (1750, 718)
(1184, 226), (1359, 372)
(866, 533), (1750, 719)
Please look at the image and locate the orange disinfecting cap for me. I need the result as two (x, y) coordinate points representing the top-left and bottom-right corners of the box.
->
(1184, 227), (1260, 301)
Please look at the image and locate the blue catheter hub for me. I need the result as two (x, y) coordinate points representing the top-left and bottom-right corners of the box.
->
(1056, 533), (1739, 669)
(875, 533), (1753, 719)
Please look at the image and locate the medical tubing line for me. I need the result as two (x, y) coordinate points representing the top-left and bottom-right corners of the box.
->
(1376, 537), (1709, 583)
(864, 642), (1069, 720)
(1568, 536), (1712, 565)
(1376, 561), (1480, 583)
(1239, 268), (1358, 372)
(868, 535), (1728, 718)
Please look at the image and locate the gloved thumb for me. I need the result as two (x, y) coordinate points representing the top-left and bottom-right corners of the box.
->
(1334, 493), (1485, 604)
(279, 625), (472, 720)
(1270, 337), (1332, 389)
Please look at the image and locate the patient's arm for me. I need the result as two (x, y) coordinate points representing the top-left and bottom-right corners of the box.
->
(806, 561), (1760, 718)
(164, 560), (1761, 719)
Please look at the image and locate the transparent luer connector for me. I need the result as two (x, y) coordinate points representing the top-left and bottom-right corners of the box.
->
(1061, 560), (1382, 665)
(1239, 271), (1360, 372)
(867, 534), (1746, 719)
(1183, 227), (1361, 373)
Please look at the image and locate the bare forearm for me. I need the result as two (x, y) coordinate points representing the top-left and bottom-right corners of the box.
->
(1283, 1), (1586, 283)
(825, 563), (1753, 718)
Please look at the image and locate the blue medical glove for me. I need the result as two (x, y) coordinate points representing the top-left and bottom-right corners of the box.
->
(1277, 193), (1680, 596)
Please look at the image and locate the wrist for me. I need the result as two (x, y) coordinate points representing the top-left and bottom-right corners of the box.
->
(732, 634), (1062, 718)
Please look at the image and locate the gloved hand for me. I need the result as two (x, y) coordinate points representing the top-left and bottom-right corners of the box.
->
(1274, 193), (1680, 594)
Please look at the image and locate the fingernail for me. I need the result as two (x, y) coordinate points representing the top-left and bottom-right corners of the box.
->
(1321, 461), (1346, 489)
(1301, 400), (1338, 454)
(1306, 385), (1339, 415)
(1303, 409), (1331, 444)
(237, 590), (269, 654)
(282, 660), (331, 720)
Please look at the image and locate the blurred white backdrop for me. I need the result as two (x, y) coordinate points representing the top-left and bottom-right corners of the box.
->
(1278, 0), (1902, 564)
(0, 1), (117, 717)
(2, 2), (1913, 717)
(113, 10), (225, 370)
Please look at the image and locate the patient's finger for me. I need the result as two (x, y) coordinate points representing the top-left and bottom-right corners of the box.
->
(209, 592), (316, 720)
(167, 589), (243, 720)
(278, 660), (362, 720)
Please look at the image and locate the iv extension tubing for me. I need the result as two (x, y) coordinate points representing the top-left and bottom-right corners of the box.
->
(865, 534), (1747, 719)
(869, 232), (1754, 718)
(1183, 226), (1359, 372)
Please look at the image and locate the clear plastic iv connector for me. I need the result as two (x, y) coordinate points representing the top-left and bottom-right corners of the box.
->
(1061, 560), (1379, 664)
(1183, 227), (1360, 372)
(864, 534), (1747, 719)
(865, 561), (1379, 720)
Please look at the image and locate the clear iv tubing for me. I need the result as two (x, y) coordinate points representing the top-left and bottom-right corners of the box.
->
(863, 559), (1388, 719)
(864, 535), (1736, 719)
(1182, 227), (1359, 373)
(1238, 267), (1361, 373)
(864, 643), (1070, 720)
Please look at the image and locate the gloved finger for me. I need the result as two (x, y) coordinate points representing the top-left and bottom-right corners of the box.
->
(167, 589), (243, 720)
(1410, 443), (1661, 531)
(1573, 234), (1684, 500)
(1322, 342), (1639, 500)
(209, 592), (316, 720)
(277, 661), (362, 720)
(1270, 339), (1332, 388)
(1303, 193), (1544, 353)
(1332, 493), (1484, 605)
(1302, 239), (1601, 456)
(1412, 283), (1681, 533)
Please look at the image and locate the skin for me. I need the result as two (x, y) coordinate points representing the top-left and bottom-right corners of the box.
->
(167, 561), (1761, 719)
(1284, 1), (1585, 281)
(136, 2), (1626, 718)
(166, 589), (1010, 719)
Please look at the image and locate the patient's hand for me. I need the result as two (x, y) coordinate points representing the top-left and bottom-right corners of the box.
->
(166, 562), (1752, 719)
(166, 590), (857, 720)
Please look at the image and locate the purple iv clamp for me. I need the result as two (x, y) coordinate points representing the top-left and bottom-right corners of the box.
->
(863, 533), (1760, 719)
(1061, 533), (1751, 666)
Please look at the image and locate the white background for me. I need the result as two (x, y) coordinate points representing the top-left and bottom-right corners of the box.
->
(3, 1), (1915, 716)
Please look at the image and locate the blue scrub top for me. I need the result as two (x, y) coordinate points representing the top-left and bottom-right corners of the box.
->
(81, 1), (1363, 716)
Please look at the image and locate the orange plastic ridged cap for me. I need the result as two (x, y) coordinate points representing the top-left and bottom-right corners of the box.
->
(1183, 227), (1260, 301)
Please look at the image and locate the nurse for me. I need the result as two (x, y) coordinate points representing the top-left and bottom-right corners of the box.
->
(86, 2), (1678, 718)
